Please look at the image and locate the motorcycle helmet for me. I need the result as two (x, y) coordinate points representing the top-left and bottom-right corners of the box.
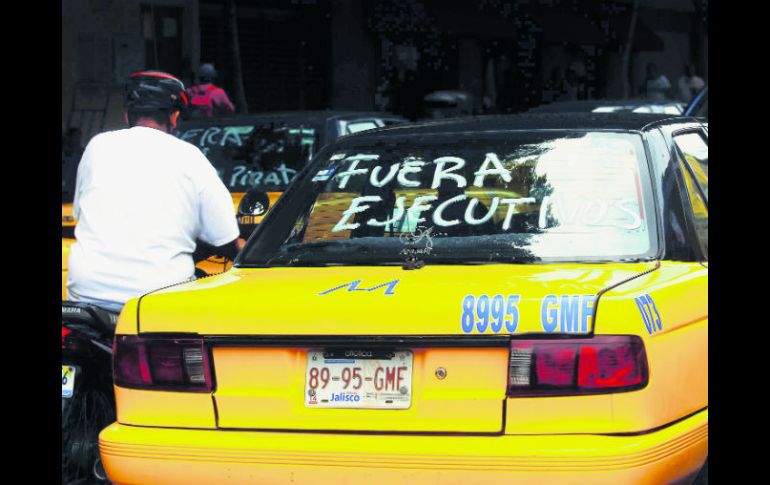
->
(124, 71), (188, 112)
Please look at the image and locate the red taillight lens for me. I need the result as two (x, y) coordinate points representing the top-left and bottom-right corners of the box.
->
(113, 335), (212, 392)
(535, 345), (577, 386)
(61, 326), (71, 348)
(578, 341), (645, 389)
(507, 336), (647, 397)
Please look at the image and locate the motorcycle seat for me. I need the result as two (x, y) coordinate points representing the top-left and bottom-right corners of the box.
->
(62, 301), (119, 335)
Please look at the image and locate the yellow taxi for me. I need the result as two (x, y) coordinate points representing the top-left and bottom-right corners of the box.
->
(100, 113), (707, 484)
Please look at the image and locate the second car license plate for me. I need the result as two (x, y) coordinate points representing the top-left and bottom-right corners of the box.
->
(62, 366), (76, 398)
(238, 216), (259, 225)
(305, 350), (413, 409)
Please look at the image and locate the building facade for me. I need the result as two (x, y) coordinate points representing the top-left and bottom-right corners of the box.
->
(62, 0), (708, 142)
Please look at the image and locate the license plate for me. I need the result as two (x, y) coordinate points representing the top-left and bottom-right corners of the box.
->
(62, 366), (76, 398)
(305, 350), (413, 409)
(238, 216), (260, 224)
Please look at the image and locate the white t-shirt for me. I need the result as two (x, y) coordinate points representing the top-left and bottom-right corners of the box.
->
(67, 126), (239, 308)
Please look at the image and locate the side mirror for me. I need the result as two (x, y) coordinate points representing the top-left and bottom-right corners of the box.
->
(237, 188), (271, 239)
(237, 189), (270, 218)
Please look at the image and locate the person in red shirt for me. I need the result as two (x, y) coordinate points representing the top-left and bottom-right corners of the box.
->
(186, 63), (236, 118)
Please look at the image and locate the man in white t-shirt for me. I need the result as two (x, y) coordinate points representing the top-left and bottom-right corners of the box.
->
(67, 71), (240, 312)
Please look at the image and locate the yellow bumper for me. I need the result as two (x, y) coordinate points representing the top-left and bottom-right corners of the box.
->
(100, 409), (707, 485)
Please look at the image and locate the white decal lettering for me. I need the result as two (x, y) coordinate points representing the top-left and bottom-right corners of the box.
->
(264, 171), (281, 185)
(501, 197), (536, 230)
(221, 128), (242, 146)
(407, 195), (438, 224)
(615, 199), (643, 230)
(583, 198), (608, 226)
(332, 196), (382, 232)
(246, 169), (258, 186)
(397, 160), (426, 187)
(180, 129), (202, 144)
(230, 166), (246, 187)
(275, 162), (297, 185)
(465, 197), (499, 225)
(370, 163), (400, 187)
(220, 126), (254, 146)
(368, 196), (406, 227)
(473, 153), (512, 187)
(201, 127), (222, 147)
(431, 157), (467, 189)
(336, 158), (371, 189)
(432, 194), (468, 227)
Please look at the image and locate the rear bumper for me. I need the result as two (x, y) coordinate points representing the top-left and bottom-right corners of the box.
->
(100, 409), (707, 485)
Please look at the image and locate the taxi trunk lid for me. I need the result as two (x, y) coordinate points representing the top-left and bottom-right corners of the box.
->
(138, 263), (653, 432)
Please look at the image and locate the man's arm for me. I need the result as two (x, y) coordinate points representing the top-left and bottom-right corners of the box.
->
(195, 152), (241, 254)
(193, 238), (245, 263)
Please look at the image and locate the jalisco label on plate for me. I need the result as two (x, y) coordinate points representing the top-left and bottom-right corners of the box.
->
(304, 350), (413, 409)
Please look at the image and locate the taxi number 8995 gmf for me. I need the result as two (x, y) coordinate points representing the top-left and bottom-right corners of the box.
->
(304, 350), (413, 409)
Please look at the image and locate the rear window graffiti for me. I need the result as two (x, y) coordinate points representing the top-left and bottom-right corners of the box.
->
(177, 124), (318, 192)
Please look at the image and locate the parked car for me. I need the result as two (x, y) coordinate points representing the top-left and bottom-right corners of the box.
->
(100, 113), (707, 485)
(528, 98), (685, 115)
(423, 90), (474, 118)
(60, 111), (406, 296)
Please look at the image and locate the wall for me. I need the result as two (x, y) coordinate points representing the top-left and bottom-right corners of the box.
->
(601, 5), (705, 101)
(632, 30), (691, 99)
(62, 0), (198, 141)
(329, 0), (375, 110)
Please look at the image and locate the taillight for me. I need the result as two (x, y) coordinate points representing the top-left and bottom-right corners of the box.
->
(507, 335), (647, 397)
(113, 335), (212, 392)
(61, 326), (71, 348)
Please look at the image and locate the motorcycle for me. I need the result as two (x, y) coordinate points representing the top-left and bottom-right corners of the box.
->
(61, 240), (237, 483)
(62, 301), (118, 484)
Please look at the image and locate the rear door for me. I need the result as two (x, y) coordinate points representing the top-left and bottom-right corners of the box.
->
(672, 128), (708, 260)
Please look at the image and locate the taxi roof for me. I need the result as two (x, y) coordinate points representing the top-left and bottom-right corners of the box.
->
(358, 112), (697, 138)
(178, 111), (404, 128)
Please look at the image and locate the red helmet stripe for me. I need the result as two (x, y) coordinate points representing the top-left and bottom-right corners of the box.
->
(130, 71), (180, 81)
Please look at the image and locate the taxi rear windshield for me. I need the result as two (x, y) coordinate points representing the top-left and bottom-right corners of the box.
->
(240, 131), (658, 266)
(176, 120), (319, 192)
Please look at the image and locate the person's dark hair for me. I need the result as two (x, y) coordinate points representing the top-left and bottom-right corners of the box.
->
(126, 110), (173, 128)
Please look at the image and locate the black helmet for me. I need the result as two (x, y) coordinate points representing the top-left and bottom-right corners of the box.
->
(198, 63), (218, 81)
(124, 71), (187, 112)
